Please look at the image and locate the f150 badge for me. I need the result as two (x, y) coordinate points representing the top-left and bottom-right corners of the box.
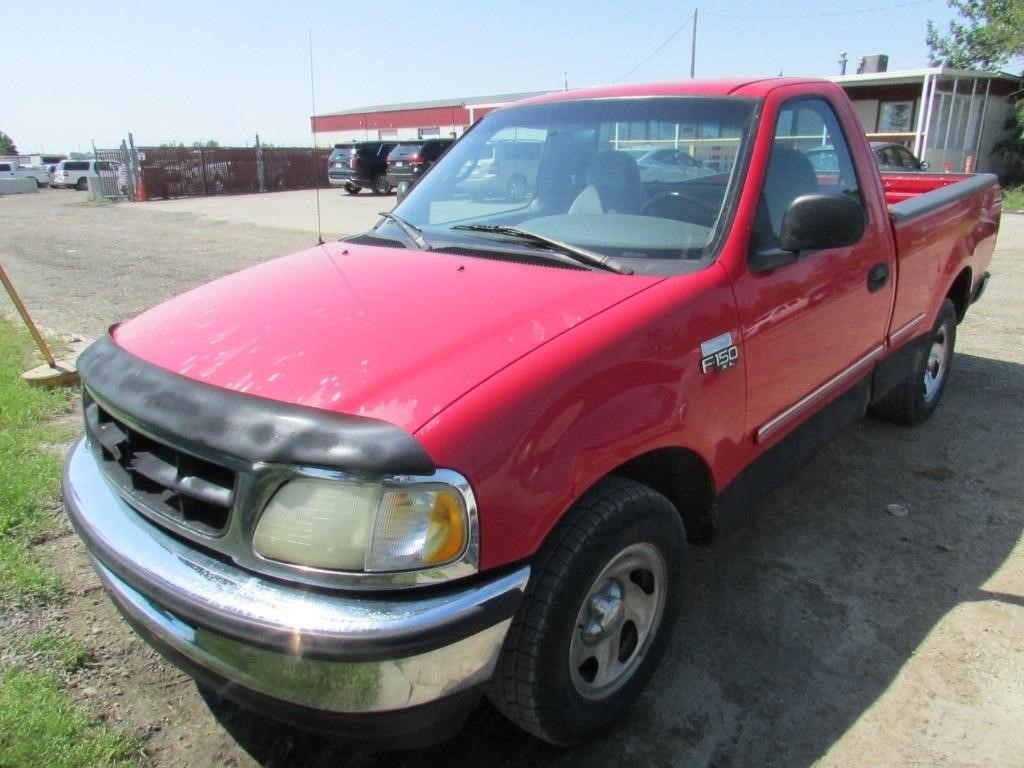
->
(700, 332), (739, 374)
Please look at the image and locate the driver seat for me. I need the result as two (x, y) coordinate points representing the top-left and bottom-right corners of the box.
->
(569, 151), (644, 214)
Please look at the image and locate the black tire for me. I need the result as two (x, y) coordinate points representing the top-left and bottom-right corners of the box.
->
(506, 174), (527, 201)
(75, 177), (88, 191)
(344, 183), (361, 195)
(371, 174), (391, 195)
(35, 178), (45, 188)
(873, 298), (957, 425)
(488, 477), (685, 745)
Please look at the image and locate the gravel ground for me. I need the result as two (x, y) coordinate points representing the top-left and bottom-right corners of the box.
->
(1, 188), (382, 340)
(1, 189), (1022, 767)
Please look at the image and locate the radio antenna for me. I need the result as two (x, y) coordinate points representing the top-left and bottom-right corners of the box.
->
(308, 28), (324, 245)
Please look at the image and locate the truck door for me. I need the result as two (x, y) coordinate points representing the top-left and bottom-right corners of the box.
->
(732, 96), (895, 445)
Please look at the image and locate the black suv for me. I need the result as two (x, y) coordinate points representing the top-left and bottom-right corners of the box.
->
(385, 139), (455, 190)
(327, 141), (398, 195)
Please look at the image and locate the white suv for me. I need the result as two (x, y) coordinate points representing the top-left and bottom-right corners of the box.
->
(52, 160), (123, 191)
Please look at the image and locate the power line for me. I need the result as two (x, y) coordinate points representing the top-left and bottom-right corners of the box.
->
(613, 16), (694, 84)
(704, 0), (938, 20)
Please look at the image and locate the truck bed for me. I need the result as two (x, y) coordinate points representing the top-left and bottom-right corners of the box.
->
(881, 170), (980, 206)
(885, 172), (1001, 347)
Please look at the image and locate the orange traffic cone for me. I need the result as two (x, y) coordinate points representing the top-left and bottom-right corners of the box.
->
(136, 177), (148, 202)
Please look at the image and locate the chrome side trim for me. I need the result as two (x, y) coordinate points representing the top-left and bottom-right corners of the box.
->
(756, 346), (885, 444)
(888, 313), (927, 347)
(96, 560), (512, 713)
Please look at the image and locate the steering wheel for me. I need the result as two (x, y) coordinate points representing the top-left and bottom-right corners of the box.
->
(640, 191), (712, 225)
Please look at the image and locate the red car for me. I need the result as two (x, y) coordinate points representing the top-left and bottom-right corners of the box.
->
(65, 77), (999, 746)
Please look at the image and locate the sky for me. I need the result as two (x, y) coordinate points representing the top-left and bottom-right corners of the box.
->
(0, 0), (979, 155)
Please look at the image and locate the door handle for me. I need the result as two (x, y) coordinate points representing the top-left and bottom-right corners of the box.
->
(867, 262), (890, 293)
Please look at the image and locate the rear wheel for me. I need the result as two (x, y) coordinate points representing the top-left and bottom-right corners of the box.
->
(873, 298), (957, 425)
(75, 177), (88, 191)
(488, 477), (685, 745)
(371, 174), (391, 195)
(344, 183), (361, 195)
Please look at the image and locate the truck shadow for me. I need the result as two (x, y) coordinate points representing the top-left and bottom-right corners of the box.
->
(205, 352), (1024, 767)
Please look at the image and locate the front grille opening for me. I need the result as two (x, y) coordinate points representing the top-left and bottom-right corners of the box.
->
(85, 392), (236, 536)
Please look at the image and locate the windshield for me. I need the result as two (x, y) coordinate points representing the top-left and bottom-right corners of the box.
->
(387, 97), (755, 275)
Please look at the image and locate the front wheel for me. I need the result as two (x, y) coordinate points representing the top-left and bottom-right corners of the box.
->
(488, 477), (685, 744)
(344, 183), (361, 195)
(873, 298), (957, 425)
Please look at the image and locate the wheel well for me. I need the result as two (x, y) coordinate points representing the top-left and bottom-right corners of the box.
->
(947, 268), (972, 322)
(612, 447), (716, 541)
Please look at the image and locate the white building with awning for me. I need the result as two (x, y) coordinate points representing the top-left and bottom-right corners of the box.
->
(833, 67), (1020, 174)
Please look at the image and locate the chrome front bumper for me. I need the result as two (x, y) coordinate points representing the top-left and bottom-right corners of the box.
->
(63, 438), (528, 718)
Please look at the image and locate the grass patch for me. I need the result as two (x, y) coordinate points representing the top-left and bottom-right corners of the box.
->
(0, 540), (63, 607)
(0, 669), (141, 767)
(1004, 186), (1024, 211)
(0, 316), (74, 608)
(27, 630), (94, 674)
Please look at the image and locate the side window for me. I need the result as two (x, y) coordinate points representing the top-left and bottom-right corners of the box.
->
(758, 98), (864, 241)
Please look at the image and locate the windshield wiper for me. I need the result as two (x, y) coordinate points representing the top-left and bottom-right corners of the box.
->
(377, 211), (432, 251)
(451, 224), (633, 275)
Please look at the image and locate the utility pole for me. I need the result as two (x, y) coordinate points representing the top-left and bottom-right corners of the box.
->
(690, 8), (698, 78)
(838, 51), (848, 75)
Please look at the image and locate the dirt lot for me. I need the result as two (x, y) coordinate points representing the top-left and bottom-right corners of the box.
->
(2, 189), (1022, 767)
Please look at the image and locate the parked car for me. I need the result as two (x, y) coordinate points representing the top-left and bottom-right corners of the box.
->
(51, 159), (122, 191)
(871, 141), (929, 171)
(807, 142), (928, 174)
(327, 141), (398, 195)
(0, 161), (50, 187)
(624, 147), (714, 183)
(385, 139), (454, 191)
(64, 77), (999, 748)
(454, 139), (544, 201)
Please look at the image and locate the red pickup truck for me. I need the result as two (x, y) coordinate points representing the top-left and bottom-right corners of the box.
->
(64, 77), (1000, 746)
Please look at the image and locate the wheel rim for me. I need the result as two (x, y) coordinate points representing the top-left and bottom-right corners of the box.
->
(569, 542), (667, 700)
(923, 325), (949, 404)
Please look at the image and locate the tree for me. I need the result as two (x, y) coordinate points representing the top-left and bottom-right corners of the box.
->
(0, 130), (17, 155)
(926, 0), (1024, 69)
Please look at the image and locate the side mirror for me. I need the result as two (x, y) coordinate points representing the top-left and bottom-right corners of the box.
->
(750, 193), (866, 273)
(780, 193), (865, 252)
(918, 160), (930, 171)
(395, 180), (410, 203)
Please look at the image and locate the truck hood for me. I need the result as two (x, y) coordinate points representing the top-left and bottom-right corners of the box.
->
(113, 242), (661, 434)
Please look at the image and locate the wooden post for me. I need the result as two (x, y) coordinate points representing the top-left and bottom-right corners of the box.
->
(0, 263), (56, 368)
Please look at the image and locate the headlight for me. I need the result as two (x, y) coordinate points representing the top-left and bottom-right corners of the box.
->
(252, 475), (474, 575)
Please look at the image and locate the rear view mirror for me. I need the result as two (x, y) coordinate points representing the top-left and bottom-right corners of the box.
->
(395, 181), (410, 203)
